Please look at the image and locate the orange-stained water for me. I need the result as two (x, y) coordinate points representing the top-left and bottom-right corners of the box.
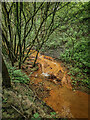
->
(24, 50), (89, 118)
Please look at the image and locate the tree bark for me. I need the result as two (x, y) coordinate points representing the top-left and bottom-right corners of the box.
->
(2, 57), (11, 88)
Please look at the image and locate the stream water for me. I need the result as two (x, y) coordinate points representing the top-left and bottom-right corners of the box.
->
(23, 50), (89, 118)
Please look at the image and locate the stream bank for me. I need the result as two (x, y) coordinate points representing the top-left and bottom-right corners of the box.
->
(22, 51), (89, 119)
(40, 48), (90, 94)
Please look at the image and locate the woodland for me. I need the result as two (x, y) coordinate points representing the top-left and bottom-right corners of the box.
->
(1, 2), (90, 119)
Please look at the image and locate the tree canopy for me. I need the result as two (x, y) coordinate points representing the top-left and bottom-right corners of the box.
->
(2, 2), (89, 68)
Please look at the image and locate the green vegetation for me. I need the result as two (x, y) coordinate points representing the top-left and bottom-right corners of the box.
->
(1, 1), (89, 119)
(40, 2), (90, 90)
(33, 113), (40, 118)
(7, 66), (30, 84)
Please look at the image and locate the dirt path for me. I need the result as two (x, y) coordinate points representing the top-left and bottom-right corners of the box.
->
(22, 50), (89, 118)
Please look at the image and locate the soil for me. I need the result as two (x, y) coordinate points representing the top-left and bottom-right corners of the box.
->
(2, 83), (57, 119)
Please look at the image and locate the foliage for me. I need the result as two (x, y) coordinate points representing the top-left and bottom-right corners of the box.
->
(2, 2), (89, 68)
(50, 112), (56, 118)
(50, 112), (56, 116)
(33, 113), (40, 118)
(3, 98), (8, 103)
(59, 20), (90, 89)
(2, 2), (69, 68)
(2, 2), (90, 90)
(69, 66), (90, 89)
(40, 2), (90, 89)
(7, 65), (30, 84)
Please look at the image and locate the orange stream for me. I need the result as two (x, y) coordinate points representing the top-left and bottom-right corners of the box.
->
(25, 50), (89, 118)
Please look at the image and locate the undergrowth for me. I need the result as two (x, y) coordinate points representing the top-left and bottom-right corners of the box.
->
(7, 65), (30, 84)
(67, 65), (90, 90)
(41, 19), (90, 91)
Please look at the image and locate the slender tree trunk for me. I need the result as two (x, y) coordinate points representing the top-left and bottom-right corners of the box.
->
(19, 2), (22, 69)
(2, 3), (14, 66)
(16, 2), (22, 69)
(33, 50), (39, 67)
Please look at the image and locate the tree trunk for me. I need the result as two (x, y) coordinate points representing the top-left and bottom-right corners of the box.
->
(2, 57), (11, 88)
(33, 51), (39, 67)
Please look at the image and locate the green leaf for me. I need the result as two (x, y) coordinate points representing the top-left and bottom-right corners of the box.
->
(13, 80), (20, 83)
(3, 98), (8, 103)
(33, 113), (39, 118)
(50, 112), (56, 116)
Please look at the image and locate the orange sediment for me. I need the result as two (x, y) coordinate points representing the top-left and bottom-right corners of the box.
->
(23, 50), (89, 118)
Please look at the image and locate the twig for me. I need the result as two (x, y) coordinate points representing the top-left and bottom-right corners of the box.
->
(11, 105), (27, 119)
(23, 84), (37, 102)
